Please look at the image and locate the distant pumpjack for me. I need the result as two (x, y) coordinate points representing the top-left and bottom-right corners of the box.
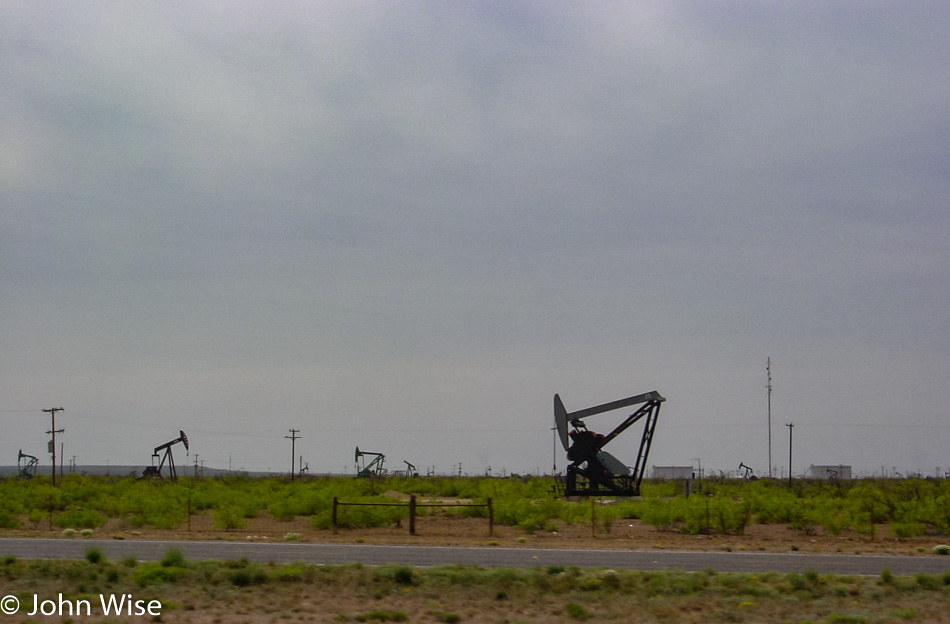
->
(554, 391), (665, 497)
(17, 450), (38, 479)
(355, 447), (386, 478)
(738, 462), (758, 480)
(141, 430), (189, 482)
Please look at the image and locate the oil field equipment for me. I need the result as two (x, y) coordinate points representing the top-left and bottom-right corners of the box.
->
(141, 430), (189, 482)
(738, 462), (758, 480)
(17, 450), (38, 479)
(554, 390), (665, 497)
(355, 446), (386, 478)
(403, 460), (418, 477)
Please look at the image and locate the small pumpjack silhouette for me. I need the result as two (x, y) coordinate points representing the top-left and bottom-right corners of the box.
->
(141, 430), (189, 482)
(355, 447), (386, 478)
(17, 450), (38, 479)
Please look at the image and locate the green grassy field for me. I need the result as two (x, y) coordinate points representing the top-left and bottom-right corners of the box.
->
(3, 474), (950, 539)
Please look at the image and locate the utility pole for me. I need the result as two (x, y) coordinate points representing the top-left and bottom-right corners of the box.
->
(786, 422), (794, 486)
(766, 358), (773, 478)
(42, 408), (64, 486)
(285, 429), (300, 482)
(193, 453), (200, 477)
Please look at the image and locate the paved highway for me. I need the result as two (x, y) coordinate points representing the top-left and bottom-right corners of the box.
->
(3, 538), (950, 575)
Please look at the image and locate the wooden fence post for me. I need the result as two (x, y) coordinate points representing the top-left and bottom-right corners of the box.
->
(488, 498), (494, 537)
(409, 495), (416, 535)
(332, 496), (338, 534)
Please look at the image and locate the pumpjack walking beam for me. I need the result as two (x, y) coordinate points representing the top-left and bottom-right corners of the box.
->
(554, 391), (665, 497)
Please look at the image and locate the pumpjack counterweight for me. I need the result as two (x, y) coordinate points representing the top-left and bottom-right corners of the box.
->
(554, 391), (665, 497)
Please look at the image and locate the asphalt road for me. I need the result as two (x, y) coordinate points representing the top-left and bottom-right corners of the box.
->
(3, 538), (950, 575)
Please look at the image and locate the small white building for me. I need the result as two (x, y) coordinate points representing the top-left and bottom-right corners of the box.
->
(652, 465), (695, 480)
(806, 465), (852, 480)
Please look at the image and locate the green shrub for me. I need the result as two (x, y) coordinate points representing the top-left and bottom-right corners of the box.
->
(160, 548), (185, 568)
(271, 564), (306, 582)
(133, 563), (185, 587)
(0, 508), (22, 529)
(890, 522), (924, 538)
(53, 508), (106, 529)
(85, 547), (103, 564)
(357, 610), (408, 622)
(827, 614), (866, 623)
(269, 501), (295, 521)
(933, 544), (950, 555)
(887, 608), (917, 620)
(787, 573), (808, 591)
(27, 509), (43, 527)
(565, 603), (590, 620)
(915, 572), (939, 590)
(212, 506), (246, 531)
(880, 567), (894, 584)
(640, 498), (679, 531)
(229, 568), (267, 586)
(393, 565), (415, 585)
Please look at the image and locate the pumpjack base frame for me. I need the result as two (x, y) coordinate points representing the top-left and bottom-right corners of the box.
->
(565, 469), (639, 497)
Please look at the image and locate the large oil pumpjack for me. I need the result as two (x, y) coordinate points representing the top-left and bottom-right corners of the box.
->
(554, 390), (665, 497)
(141, 430), (189, 482)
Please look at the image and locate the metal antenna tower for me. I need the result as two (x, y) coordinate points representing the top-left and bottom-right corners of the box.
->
(285, 429), (300, 481)
(42, 408), (64, 485)
(766, 358), (773, 478)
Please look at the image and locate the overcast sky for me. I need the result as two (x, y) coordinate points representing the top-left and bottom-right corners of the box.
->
(3, 2), (948, 478)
